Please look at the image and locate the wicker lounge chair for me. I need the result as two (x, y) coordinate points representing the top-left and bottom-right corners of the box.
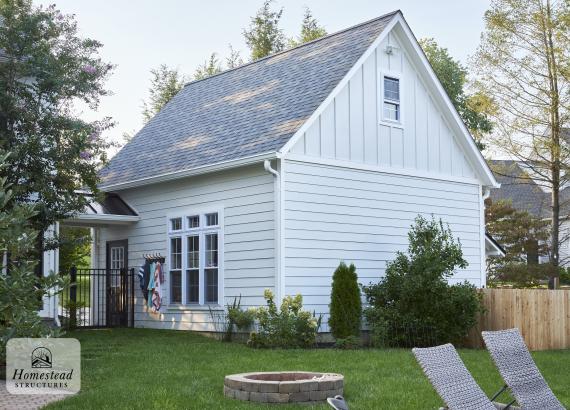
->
(482, 328), (565, 410)
(413, 344), (515, 410)
(327, 395), (349, 410)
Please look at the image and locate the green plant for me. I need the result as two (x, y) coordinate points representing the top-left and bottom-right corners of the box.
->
(329, 262), (361, 340)
(334, 335), (361, 350)
(362, 215), (483, 347)
(0, 152), (67, 364)
(221, 296), (255, 342)
(248, 289), (321, 348)
(561, 269), (570, 286)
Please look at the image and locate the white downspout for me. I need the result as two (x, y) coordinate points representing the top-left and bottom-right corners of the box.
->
(481, 187), (491, 288)
(264, 160), (282, 305)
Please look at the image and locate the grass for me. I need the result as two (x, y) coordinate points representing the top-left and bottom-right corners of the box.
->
(47, 328), (570, 410)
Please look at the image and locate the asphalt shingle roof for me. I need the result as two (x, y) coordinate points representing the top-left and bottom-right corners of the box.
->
(489, 160), (550, 218)
(99, 11), (399, 188)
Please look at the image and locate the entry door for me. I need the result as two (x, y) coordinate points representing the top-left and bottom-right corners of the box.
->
(106, 240), (128, 327)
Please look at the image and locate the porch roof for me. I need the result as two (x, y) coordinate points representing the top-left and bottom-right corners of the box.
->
(63, 193), (139, 226)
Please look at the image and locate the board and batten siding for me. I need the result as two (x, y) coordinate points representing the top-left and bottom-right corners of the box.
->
(97, 164), (275, 331)
(290, 30), (477, 180)
(283, 160), (483, 331)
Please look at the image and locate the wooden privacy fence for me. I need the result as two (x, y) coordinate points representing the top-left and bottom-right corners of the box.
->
(466, 288), (570, 351)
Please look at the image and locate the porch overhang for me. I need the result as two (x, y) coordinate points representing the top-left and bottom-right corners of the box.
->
(61, 193), (139, 227)
(485, 233), (506, 257)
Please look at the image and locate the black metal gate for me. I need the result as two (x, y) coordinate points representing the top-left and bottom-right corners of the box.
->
(59, 267), (135, 329)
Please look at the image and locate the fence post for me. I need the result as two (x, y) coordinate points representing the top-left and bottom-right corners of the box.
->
(130, 268), (135, 328)
(69, 265), (77, 328)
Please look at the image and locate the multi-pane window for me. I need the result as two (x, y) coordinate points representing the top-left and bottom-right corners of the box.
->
(205, 233), (219, 304)
(383, 76), (400, 122)
(187, 235), (199, 303)
(170, 237), (182, 304)
(167, 211), (221, 306)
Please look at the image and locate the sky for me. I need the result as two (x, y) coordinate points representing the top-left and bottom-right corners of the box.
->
(36, 0), (492, 146)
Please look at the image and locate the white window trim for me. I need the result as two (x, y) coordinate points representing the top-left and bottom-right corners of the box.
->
(166, 207), (224, 307)
(378, 70), (404, 128)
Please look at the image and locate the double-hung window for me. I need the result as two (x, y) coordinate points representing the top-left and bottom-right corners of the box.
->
(168, 210), (222, 306)
(382, 76), (401, 123)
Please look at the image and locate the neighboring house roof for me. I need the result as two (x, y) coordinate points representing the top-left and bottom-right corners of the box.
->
(488, 160), (550, 218)
(100, 11), (399, 189)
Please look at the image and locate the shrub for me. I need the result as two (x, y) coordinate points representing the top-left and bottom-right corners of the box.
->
(362, 215), (483, 347)
(248, 290), (321, 348)
(334, 335), (361, 349)
(210, 296), (255, 342)
(329, 262), (361, 340)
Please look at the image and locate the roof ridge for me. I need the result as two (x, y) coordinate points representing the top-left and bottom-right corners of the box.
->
(183, 10), (400, 88)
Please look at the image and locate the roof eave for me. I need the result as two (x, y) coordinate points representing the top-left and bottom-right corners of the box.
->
(99, 151), (278, 192)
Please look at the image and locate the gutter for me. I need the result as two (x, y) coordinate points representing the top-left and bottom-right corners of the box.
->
(264, 160), (283, 305)
(100, 151), (278, 192)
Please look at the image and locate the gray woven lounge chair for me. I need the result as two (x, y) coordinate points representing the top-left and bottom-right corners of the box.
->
(482, 328), (565, 410)
(413, 344), (515, 410)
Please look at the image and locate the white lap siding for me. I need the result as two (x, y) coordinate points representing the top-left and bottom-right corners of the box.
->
(283, 160), (483, 331)
(97, 165), (275, 331)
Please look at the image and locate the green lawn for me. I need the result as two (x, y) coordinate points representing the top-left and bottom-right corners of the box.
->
(47, 329), (570, 410)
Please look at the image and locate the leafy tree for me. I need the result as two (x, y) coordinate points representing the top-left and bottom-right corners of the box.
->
(289, 8), (327, 47)
(58, 225), (91, 274)
(243, 0), (285, 60)
(473, 0), (570, 286)
(420, 38), (493, 149)
(142, 64), (186, 123)
(328, 262), (361, 340)
(194, 53), (222, 80)
(0, 0), (113, 235)
(225, 44), (244, 69)
(485, 198), (552, 287)
(362, 216), (483, 346)
(0, 152), (66, 364)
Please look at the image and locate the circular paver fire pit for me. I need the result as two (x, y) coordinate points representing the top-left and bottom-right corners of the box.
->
(224, 371), (344, 403)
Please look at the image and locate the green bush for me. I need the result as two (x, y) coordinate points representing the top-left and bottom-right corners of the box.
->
(560, 269), (570, 286)
(362, 216), (483, 347)
(329, 262), (361, 340)
(248, 290), (321, 348)
(334, 335), (361, 349)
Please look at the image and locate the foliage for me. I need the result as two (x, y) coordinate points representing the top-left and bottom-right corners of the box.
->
(142, 64), (186, 123)
(243, 0), (285, 60)
(219, 296), (255, 342)
(328, 262), (361, 340)
(489, 262), (558, 288)
(194, 53), (223, 80)
(225, 45), (244, 69)
(248, 289), (321, 348)
(561, 269), (570, 286)
(0, 152), (66, 364)
(289, 8), (327, 47)
(0, 0), (114, 234)
(362, 216), (483, 346)
(485, 198), (551, 287)
(473, 0), (570, 278)
(58, 226), (91, 274)
(419, 38), (493, 149)
(334, 335), (361, 350)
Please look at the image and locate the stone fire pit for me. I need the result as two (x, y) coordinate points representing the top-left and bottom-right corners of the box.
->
(224, 371), (344, 403)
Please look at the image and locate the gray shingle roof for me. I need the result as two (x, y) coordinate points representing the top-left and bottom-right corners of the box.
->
(99, 11), (399, 188)
(489, 160), (550, 218)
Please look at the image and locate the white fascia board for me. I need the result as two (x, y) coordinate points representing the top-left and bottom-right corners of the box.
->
(64, 214), (140, 225)
(99, 151), (278, 192)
